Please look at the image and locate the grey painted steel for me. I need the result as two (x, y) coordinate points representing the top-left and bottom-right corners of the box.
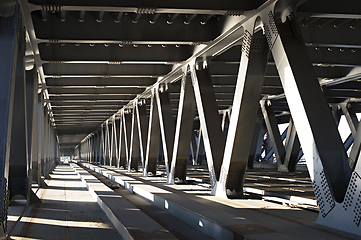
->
(168, 71), (196, 183)
(261, 99), (286, 170)
(341, 103), (359, 138)
(221, 108), (230, 139)
(190, 132), (197, 165)
(0, 10), (19, 233)
(128, 107), (140, 171)
(104, 121), (110, 165)
(37, 93), (43, 185)
(344, 134), (353, 152)
(349, 124), (361, 171)
(263, 127), (288, 161)
(155, 88), (175, 175)
(26, 69), (38, 186)
(247, 109), (264, 169)
(331, 104), (342, 127)
(191, 61), (225, 187)
(265, 11), (351, 203)
(135, 103), (148, 170)
(117, 116), (124, 168)
(144, 91), (160, 176)
(215, 29), (269, 197)
(118, 113), (127, 168)
(100, 126), (105, 165)
(9, 26), (29, 200)
(113, 119), (120, 167)
(284, 118), (301, 172)
(195, 129), (205, 165)
(110, 117), (117, 167)
(123, 112), (132, 169)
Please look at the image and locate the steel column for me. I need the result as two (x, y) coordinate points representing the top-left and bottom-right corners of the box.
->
(341, 103), (359, 138)
(0, 9), (20, 232)
(136, 102), (148, 170)
(105, 121), (110, 165)
(110, 117), (117, 167)
(9, 23), (29, 200)
(284, 117), (301, 172)
(263, 10), (351, 202)
(214, 27), (269, 197)
(168, 70), (196, 183)
(128, 106), (140, 171)
(261, 99), (287, 171)
(195, 129), (205, 165)
(26, 68), (39, 192)
(190, 59), (225, 187)
(190, 131), (197, 165)
(331, 104), (342, 127)
(100, 125), (105, 165)
(144, 90), (160, 176)
(122, 111), (132, 168)
(247, 109), (265, 169)
(155, 87), (175, 176)
(221, 108), (230, 139)
(37, 93), (43, 185)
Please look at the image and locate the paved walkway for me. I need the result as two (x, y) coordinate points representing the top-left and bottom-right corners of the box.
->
(9, 163), (122, 240)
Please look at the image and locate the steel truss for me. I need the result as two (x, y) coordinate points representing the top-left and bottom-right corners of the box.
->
(74, 0), (361, 236)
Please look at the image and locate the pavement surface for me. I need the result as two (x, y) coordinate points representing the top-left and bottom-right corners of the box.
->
(9, 163), (122, 240)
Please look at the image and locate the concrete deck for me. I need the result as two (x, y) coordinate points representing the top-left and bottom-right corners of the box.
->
(77, 161), (361, 240)
(9, 163), (123, 240)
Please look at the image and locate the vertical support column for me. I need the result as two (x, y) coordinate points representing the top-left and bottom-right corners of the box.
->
(263, 10), (350, 203)
(190, 59), (225, 187)
(9, 17), (29, 200)
(341, 103), (359, 138)
(136, 102), (148, 170)
(168, 69), (196, 183)
(190, 131), (197, 165)
(144, 90), (160, 176)
(349, 119), (361, 171)
(96, 131), (101, 164)
(214, 26), (269, 198)
(100, 126), (105, 165)
(0, 8), (20, 232)
(331, 104), (342, 126)
(117, 115), (124, 168)
(195, 129), (205, 165)
(123, 111), (132, 168)
(128, 106), (140, 171)
(105, 121), (110, 165)
(113, 118), (120, 168)
(260, 99), (286, 171)
(221, 108), (231, 139)
(37, 93), (43, 185)
(156, 86), (175, 176)
(247, 108), (264, 169)
(118, 112), (126, 168)
(110, 117), (116, 167)
(284, 117), (301, 172)
(26, 68), (38, 190)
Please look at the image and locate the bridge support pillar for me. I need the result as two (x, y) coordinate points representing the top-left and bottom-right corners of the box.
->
(144, 90), (160, 176)
(168, 69), (196, 183)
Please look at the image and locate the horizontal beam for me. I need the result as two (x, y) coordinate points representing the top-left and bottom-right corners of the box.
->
(29, 2), (260, 14)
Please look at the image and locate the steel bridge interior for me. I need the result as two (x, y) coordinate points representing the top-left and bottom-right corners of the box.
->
(1, 0), (361, 239)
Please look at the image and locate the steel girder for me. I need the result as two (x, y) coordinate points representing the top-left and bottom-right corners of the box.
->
(9, 21), (29, 200)
(44, 0), (361, 236)
(0, 7), (19, 235)
(144, 90), (161, 176)
(214, 26), (269, 198)
(168, 70), (196, 183)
